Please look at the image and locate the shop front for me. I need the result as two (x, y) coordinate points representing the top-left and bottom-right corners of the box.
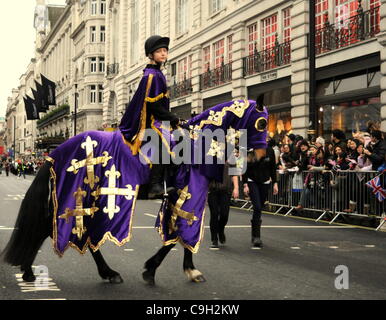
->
(316, 58), (381, 140)
(247, 77), (292, 144)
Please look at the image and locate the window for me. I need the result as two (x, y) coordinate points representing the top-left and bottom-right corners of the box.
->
(90, 26), (97, 42)
(98, 85), (104, 103)
(369, 0), (380, 35)
(90, 85), (97, 103)
(213, 39), (225, 68)
(91, 0), (97, 15)
(203, 46), (211, 72)
(100, 26), (106, 42)
(211, 0), (224, 14)
(130, 0), (139, 63)
(227, 34), (233, 63)
(171, 63), (177, 84)
(188, 54), (193, 79)
(315, 0), (328, 30)
(261, 14), (278, 50)
(335, 0), (358, 27)
(247, 23), (258, 55)
(282, 7), (291, 43)
(176, 0), (188, 35)
(99, 57), (105, 73)
(90, 57), (97, 72)
(178, 57), (188, 82)
(100, 0), (106, 15)
(151, 0), (161, 35)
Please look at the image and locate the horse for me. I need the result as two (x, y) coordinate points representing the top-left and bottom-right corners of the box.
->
(1, 98), (268, 285)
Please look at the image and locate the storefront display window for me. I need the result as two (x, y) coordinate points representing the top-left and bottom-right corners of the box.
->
(267, 110), (292, 144)
(320, 97), (381, 138)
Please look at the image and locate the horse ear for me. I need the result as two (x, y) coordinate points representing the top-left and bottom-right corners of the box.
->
(256, 94), (265, 112)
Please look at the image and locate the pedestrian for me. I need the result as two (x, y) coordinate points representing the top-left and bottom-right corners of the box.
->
(119, 35), (185, 199)
(363, 130), (386, 171)
(208, 163), (239, 249)
(242, 145), (278, 248)
(5, 161), (10, 177)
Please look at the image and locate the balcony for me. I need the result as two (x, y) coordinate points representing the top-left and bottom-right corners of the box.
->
(199, 61), (232, 91)
(170, 78), (193, 100)
(243, 40), (291, 77)
(106, 63), (119, 77)
(315, 5), (380, 55)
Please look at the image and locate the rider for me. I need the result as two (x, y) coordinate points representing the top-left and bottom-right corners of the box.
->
(119, 35), (184, 199)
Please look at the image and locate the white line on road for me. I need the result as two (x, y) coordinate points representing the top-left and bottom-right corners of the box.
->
(365, 245), (376, 248)
(291, 247), (301, 250)
(124, 249), (134, 252)
(328, 246), (339, 249)
(0, 227), (14, 231)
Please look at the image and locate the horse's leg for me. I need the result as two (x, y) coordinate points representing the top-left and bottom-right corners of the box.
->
(183, 248), (206, 283)
(89, 247), (123, 284)
(142, 243), (176, 285)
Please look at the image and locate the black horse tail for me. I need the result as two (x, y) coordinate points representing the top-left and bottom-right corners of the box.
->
(1, 161), (53, 267)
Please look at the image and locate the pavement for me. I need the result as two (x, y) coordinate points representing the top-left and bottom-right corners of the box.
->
(0, 173), (385, 300)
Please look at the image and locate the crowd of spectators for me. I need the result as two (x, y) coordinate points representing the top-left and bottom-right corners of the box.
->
(268, 129), (386, 215)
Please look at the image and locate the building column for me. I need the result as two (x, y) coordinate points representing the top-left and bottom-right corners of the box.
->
(191, 44), (203, 114)
(290, 0), (310, 137)
(231, 21), (247, 100)
(378, 0), (386, 132)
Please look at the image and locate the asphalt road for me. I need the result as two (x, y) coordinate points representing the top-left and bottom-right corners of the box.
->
(0, 173), (385, 301)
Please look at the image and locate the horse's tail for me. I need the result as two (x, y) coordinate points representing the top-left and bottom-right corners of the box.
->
(1, 161), (53, 267)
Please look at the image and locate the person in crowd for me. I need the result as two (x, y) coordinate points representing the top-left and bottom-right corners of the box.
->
(4, 161), (10, 177)
(287, 134), (297, 158)
(295, 144), (325, 211)
(331, 129), (347, 153)
(363, 130), (386, 171)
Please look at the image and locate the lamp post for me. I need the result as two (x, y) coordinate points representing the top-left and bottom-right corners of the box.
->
(308, 0), (317, 140)
(74, 84), (78, 136)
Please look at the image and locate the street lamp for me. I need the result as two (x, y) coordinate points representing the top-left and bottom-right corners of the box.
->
(308, 0), (317, 140)
(74, 84), (78, 136)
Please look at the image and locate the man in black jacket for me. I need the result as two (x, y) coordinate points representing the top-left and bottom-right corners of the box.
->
(364, 130), (386, 170)
(242, 144), (278, 248)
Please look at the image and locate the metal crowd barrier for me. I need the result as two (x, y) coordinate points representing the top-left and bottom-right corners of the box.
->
(236, 170), (386, 231)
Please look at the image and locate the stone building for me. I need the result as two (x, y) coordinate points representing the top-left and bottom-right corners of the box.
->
(3, 0), (386, 154)
(103, 0), (384, 142)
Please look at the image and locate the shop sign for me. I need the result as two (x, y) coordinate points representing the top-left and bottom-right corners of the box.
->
(261, 71), (277, 82)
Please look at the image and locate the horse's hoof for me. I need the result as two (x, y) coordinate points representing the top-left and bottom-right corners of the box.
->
(108, 274), (124, 284)
(22, 272), (36, 282)
(184, 269), (206, 283)
(142, 270), (155, 286)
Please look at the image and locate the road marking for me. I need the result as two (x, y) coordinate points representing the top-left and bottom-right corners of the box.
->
(209, 247), (220, 251)
(145, 213), (158, 218)
(26, 298), (67, 300)
(329, 246), (339, 249)
(251, 247), (262, 250)
(0, 227), (14, 231)
(124, 249), (134, 252)
(171, 248), (178, 251)
(15, 266), (61, 294)
(364, 245), (375, 248)
(291, 247), (301, 250)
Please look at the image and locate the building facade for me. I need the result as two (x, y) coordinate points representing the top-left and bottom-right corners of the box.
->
(3, 0), (386, 156)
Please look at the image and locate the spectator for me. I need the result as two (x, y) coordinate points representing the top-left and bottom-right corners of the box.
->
(331, 129), (347, 153)
(364, 130), (386, 171)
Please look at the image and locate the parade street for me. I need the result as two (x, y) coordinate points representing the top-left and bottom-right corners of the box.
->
(0, 174), (385, 301)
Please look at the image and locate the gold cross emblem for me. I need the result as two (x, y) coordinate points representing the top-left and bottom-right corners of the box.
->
(59, 187), (99, 240)
(169, 186), (198, 234)
(66, 136), (112, 189)
(226, 127), (243, 145)
(92, 165), (138, 220)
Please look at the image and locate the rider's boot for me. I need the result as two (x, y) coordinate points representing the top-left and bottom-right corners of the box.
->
(148, 164), (175, 199)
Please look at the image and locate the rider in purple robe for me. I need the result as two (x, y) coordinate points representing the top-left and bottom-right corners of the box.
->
(119, 35), (184, 199)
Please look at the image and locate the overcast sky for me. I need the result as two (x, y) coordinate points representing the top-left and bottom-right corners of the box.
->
(0, 0), (66, 118)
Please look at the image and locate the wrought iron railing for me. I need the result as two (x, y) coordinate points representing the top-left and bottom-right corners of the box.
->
(170, 78), (193, 100)
(106, 63), (119, 77)
(316, 5), (380, 55)
(199, 62), (232, 91)
(243, 40), (291, 77)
